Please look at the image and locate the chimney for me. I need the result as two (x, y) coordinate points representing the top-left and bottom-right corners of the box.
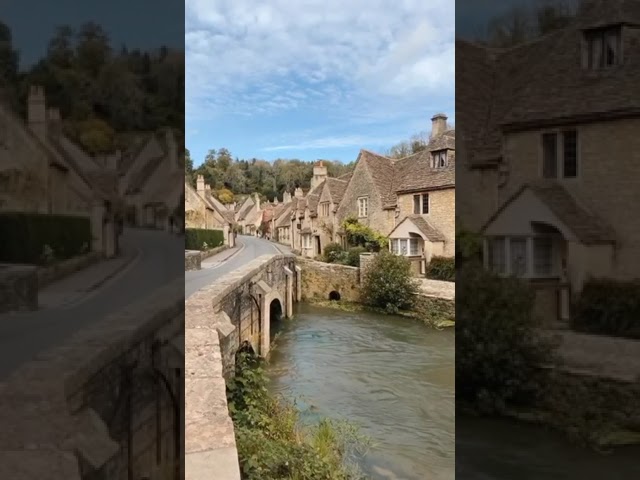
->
(28, 86), (47, 141)
(196, 175), (205, 193)
(254, 192), (261, 211)
(311, 160), (328, 190)
(431, 113), (447, 139)
(294, 187), (303, 198)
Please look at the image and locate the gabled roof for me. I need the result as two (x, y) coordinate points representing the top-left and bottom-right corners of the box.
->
(481, 182), (616, 245)
(393, 150), (455, 194)
(236, 196), (255, 221)
(356, 150), (396, 208)
(325, 177), (350, 205)
(275, 203), (293, 228)
(125, 155), (163, 194)
(390, 214), (445, 242)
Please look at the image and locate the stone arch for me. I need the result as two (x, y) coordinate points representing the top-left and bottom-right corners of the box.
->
(329, 290), (341, 301)
(261, 289), (285, 356)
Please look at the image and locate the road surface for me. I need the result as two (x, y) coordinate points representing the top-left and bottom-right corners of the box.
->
(0, 227), (183, 379)
(185, 235), (290, 298)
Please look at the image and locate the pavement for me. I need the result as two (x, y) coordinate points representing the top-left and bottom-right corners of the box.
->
(185, 235), (290, 298)
(0, 227), (184, 379)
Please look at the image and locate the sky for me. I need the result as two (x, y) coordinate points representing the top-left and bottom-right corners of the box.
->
(0, 0), (184, 69)
(185, 0), (455, 166)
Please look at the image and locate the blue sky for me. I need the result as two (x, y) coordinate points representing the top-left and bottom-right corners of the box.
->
(185, 0), (455, 166)
(1, 0), (183, 69)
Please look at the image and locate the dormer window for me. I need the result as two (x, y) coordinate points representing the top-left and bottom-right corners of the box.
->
(584, 26), (622, 70)
(432, 150), (447, 168)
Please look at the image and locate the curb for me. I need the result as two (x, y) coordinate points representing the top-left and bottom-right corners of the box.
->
(85, 248), (142, 293)
(201, 241), (246, 269)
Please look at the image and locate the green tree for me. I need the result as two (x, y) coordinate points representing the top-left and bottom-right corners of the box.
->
(185, 148), (195, 186)
(360, 250), (418, 313)
(75, 21), (111, 77)
(216, 188), (235, 204)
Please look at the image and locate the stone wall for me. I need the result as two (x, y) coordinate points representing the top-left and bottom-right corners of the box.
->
(37, 251), (102, 288)
(297, 257), (360, 302)
(185, 251), (201, 271)
(185, 254), (299, 480)
(0, 264), (38, 313)
(0, 278), (184, 480)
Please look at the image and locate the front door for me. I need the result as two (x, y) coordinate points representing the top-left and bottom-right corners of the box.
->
(315, 236), (321, 256)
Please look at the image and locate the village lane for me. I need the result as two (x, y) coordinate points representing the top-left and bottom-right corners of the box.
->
(185, 235), (290, 298)
(0, 227), (184, 379)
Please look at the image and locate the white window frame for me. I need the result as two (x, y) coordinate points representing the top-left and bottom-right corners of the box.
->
(390, 238), (421, 257)
(484, 234), (560, 279)
(357, 197), (368, 218)
(540, 129), (580, 181)
(303, 234), (312, 249)
(413, 193), (430, 215)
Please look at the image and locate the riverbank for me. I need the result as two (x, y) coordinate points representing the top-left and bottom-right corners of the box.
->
(307, 298), (455, 329)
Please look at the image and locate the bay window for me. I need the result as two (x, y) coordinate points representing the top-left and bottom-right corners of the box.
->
(389, 238), (422, 256)
(485, 235), (559, 278)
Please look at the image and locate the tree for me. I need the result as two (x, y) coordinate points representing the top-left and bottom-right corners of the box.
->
(47, 26), (75, 68)
(216, 188), (234, 204)
(75, 22), (111, 77)
(74, 118), (116, 154)
(185, 149), (195, 186)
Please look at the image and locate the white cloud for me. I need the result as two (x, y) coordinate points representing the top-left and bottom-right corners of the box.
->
(261, 133), (406, 152)
(186, 0), (454, 122)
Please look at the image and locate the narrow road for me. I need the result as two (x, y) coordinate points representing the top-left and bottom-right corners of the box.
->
(0, 227), (183, 378)
(185, 235), (290, 298)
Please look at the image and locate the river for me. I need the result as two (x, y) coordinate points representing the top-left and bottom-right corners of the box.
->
(265, 303), (455, 480)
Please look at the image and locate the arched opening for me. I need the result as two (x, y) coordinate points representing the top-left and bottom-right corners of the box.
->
(329, 291), (341, 301)
(269, 298), (283, 339)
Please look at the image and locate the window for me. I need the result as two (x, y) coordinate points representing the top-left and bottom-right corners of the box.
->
(510, 237), (527, 277)
(585, 27), (621, 70)
(541, 131), (578, 179)
(413, 193), (430, 214)
(390, 239), (399, 254)
(358, 197), (368, 217)
(320, 202), (330, 217)
(487, 237), (506, 274)
(303, 234), (312, 249)
(409, 238), (420, 256)
(533, 237), (553, 276)
(432, 150), (447, 168)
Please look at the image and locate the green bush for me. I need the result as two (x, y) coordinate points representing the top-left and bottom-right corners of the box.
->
(343, 247), (366, 267)
(456, 263), (554, 412)
(425, 256), (455, 281)
(0, 213), (91, 264)
(342, 217), (388, 251)
(184, 228), (224, 250)
(572, 279), (640, 339)
(456, 229), (483, 265)
(360, 250), (418, 313)
(227, 352), (367, 480)
(322, 242), (345, 263)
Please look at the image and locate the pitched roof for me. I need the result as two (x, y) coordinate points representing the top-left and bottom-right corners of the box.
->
(125, 155), (163, 194)
(325, 177), (350, 205)
(358, 150), (397, 208)
(275, 204), (293, 227)
(481, 182), (616, 245)
(460, 0), (640, 166)
(393, 150), (455, 194)
(390, 215), (445, 242)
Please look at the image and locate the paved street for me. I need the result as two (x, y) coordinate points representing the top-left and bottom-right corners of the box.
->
(0, 227), (183, 378)
(185, 235), (290, 298)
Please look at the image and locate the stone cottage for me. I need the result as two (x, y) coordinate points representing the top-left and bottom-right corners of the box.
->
(456, 0), (640, 321)
(336, 114), (456, 272)
(0, 86), (121, 258)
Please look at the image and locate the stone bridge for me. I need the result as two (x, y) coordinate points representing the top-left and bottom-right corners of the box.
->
(185, 253), (300, 480)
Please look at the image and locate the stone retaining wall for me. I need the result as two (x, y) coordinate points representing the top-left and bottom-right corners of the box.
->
(0, 278), (184, 479)
(297, 258), (360, 302)
(0, 264), (38, 313)
(37, 252), (101, 288)
(185, 251), (202, 271)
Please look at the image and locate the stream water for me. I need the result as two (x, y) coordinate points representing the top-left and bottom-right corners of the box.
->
(265, 303), (455, 479)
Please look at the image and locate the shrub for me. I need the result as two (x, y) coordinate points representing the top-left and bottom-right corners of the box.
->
(0, 213), (91, 264)
(426, 256), (455, 281)
(456, 229), (483, 265)
(360, 250), (418, 313)
(184, 228), (224, 250)
(571, 279), (640, 339)
(227, 352), (367, 480)
(343, 247), (366, 267)
(342, 217), (388, 251)
(322, 242), (344, 263)
(456, 263), (555, 412)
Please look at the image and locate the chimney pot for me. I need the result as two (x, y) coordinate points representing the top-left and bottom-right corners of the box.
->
(431, 113), (447, 138)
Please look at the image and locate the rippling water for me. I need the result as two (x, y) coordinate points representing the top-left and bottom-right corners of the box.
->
(266, 303), (455, 480)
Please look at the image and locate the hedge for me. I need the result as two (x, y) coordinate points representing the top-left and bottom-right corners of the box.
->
(0, 213), (91, 265)
(425, 256), (455, 282)
(185, 228), (225, 250)
(572, 279), (640, 339)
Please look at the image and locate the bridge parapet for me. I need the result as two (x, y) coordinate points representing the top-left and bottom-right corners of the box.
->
(185, 253), (299, 480)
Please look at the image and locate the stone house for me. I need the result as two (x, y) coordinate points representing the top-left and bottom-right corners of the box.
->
(184, 176), (235, 246)
(0, 86), (121, 258)
(235, 193), (263, 235)
(456, 0), (640, 321)
(119, 128), (184, 231)
(336, 114), (456, 272)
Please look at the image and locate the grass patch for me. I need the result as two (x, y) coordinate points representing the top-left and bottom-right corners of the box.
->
(227, 352), (370, 479)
